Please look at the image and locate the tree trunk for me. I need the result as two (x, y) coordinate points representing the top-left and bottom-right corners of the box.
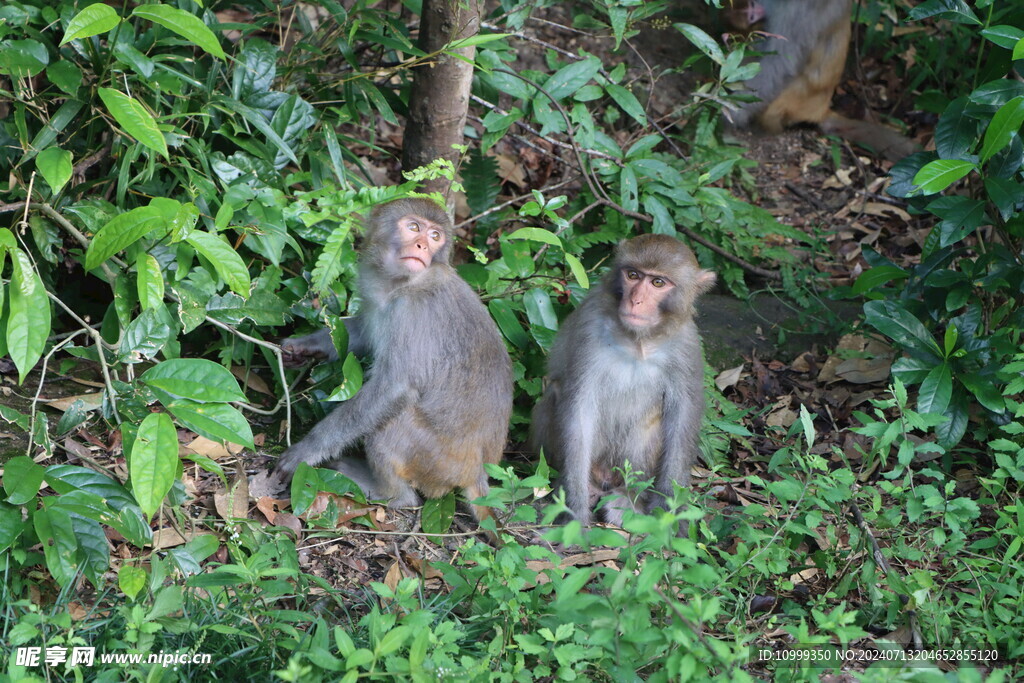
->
(402, 0), (481, 199)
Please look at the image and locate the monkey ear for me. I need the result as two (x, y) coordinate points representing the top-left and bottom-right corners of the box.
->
(694, 269), (717, 295)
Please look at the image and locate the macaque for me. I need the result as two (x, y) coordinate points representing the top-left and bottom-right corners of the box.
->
(531, 235), (715, 526)
(728, 0), (917, 162)
(274, 198), (514, 524)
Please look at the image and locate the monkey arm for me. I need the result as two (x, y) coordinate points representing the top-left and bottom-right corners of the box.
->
(281, 317), (369, 367)
(554, 385), (599, 526)
(655, 384), (702, 500)
(274, 377), (415, 477)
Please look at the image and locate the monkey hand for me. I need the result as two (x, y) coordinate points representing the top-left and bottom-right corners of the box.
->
(280, 334), (334, 368)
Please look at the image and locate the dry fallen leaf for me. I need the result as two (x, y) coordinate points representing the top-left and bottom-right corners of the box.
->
(715, 363), (745, 391)
(46, 393), (103, 412)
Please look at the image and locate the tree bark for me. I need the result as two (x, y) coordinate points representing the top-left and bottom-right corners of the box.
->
(401, 0), (481, 198)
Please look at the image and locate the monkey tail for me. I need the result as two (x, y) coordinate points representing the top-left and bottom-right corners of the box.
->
(820, 113), (919, 162)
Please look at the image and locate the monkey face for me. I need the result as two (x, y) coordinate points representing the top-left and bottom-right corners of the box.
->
(392, 214), (447, 274)
(617, 267), (675, 330)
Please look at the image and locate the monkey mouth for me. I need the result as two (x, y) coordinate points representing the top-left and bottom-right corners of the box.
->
(400, 256), (428, 272)
(620, 312), (656, 328)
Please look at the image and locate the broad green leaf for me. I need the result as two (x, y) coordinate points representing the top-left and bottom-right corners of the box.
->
(85, 205), (169, 272)
(167, 400), (254, 448)
(60, 4), (120, 46)
(524, 288), (558, 330)
(1015, 37), (1024, 61)
(212, 96), (298, 164)
(119, 565), (147, 600)
(981, 25), (1024, 50)
(3, 456), (45, 505)
(131, 412), (178, 519)
(852, 265), (908, 294)
(7, 248), (51, 383)
(507, 227), (562, 247)
(0, 501), (26, 553)
(907, 0), (981, 25)
(136, 253), (164, 310)
(141, 358), (246, 403)
(960, 373), (1006, 414)
(0, 40), (48, 78)
(488, 299), (529, 349)
(917, 363), (952, 416)
(132, 4), (225, 59)
(119, 306), (174, 363)
(185, 231), (251, 296)
(46, 61), (82, 95)
(421, 493), (456, 535)
(564, 254), (589, 290)
(35, 147), (72, 194)
(169, 202), (199, 242)
(674, 23), (723, 64)
(97, 88), (168, 158)
(980, 96), (1024, 163)
(605, 84), (647, 125)
(864, 300), (941, 358)
(911, 159), (975, 195)
(33, 506), (77, 587)
(544, 56), (601, 101)
(326, 353), (364, 401)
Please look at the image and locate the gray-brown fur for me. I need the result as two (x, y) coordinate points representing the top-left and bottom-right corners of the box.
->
(531, 235), (715, 526)
(275, 198), (513, 522)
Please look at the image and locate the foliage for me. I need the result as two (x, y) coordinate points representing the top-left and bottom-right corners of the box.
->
(853, 5), (1024, 449)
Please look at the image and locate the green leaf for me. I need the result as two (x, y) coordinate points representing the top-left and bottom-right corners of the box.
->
(131, 412), (178, 519)
(119, 565), (147, 600)
(907, 0), (981, 25)
(325, 353), (364, 401)
(135, 252), (164, 310)
(447, 33), (509, 50)
(0, 39), (48, 78)
(544, 56), (601, 101)
(1015, 37), (1024, 61)
(131, 4), (225, 59)
(35, 147), (72, 195)
(311, 220), (354, 294)
(911, 159), (975, 195)
(674, 23), (723, 64)
(606, 84), (647, 125)
(918, 363), (952, 416)
(980, 96), (1024, 163)
(506, 227), (562, 247)
(60, 4), (120, 46)
(141, 358), (246, 403)
(852, 265), (908, 294)
(7, 248), (51, 384)
(3, 456), (45, 505)
(97, 88), (168, 159)
(212, 96), (299, 164)
(524, 288), (558, 330)
(85, 205), (170, 272)
(960, 373), (1006, 414)
(864, 301), (940, 358)
(981, 25), (1024, 50)
(564, 254), (589, 290)
(167, 400), (254, 448)
(421, 493), (456, 535)
(119, 306), (174, 363)
(185, 231), (251, 296)
(488, 299), (529, 349)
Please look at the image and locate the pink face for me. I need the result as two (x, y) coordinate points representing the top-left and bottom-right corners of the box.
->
(395, 214), (446, 273)
(618, 267), (674, 329)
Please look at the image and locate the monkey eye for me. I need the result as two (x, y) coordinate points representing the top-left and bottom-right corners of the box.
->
(625, 269), (640, 281)
(651, 277), (666, 288)
(407, 220), (420, 232)
(429, 229), (441, 241)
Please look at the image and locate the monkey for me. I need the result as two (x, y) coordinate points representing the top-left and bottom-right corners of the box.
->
(531, 235), (715, 528)
(726, 0), (918, 162)
(273, 198), (514, 525)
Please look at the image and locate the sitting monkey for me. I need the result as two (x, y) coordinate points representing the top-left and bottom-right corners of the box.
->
(274, 198), (513, 524)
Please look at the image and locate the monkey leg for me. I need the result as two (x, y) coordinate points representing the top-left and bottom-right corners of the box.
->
(327, 456), (388, 501)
